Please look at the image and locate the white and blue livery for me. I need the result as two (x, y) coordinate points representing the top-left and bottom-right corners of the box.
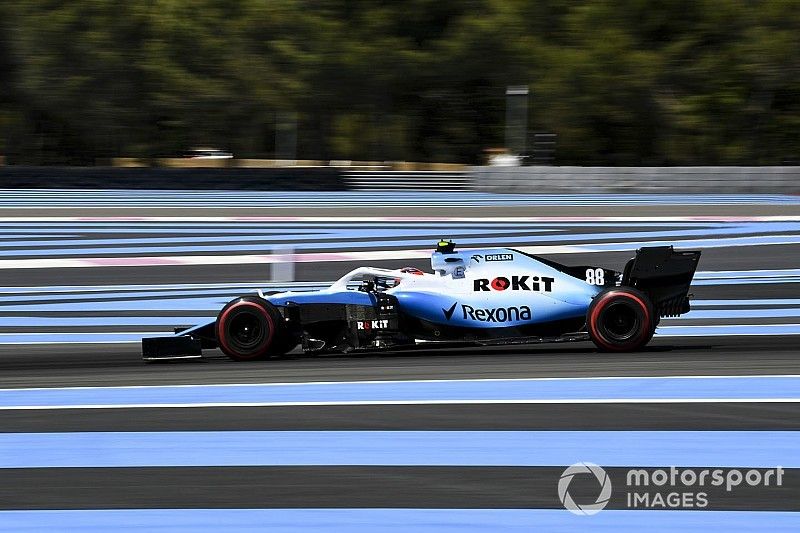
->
(142, 241), (700, 361)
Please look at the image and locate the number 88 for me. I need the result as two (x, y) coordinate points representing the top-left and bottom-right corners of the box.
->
(585, 268), (605, 286)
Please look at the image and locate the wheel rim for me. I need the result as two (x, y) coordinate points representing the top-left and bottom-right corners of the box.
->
(227, 311), (266, 351)
(600, 301), (640, 342)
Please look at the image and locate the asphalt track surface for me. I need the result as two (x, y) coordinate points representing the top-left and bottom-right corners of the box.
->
(0, 336), (798, 387)
(1, 194), (799, 531)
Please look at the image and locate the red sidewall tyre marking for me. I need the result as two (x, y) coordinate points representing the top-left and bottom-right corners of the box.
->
(589, 291), (651, 351)
(217, 301), (275, 359)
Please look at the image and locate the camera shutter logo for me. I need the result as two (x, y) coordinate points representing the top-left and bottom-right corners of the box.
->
(558, 462), (612, 515)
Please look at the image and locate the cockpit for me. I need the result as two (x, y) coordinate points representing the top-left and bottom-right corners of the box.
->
(431, 240), (468, 278)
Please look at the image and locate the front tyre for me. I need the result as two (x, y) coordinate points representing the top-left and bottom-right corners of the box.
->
(587, 287), (655, 352)
(215, 296), (286, 361)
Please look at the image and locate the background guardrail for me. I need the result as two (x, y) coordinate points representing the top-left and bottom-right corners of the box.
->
(471, 166), (800, 194)
(0, 166), (347, 191)
(344, 170), (472, 191)
(1, 164), (799, 193)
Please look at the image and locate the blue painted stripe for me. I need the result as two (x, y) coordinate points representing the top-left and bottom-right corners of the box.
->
(0, 221), (710, 228)
(0, 430), (796, 468)
(0, 297), (229, 312)
(681, 308), (800, 319)
(0, 376), (797, 408)
(0, 234), (76, 239)
(0, 509), (797, 533)
(0, 316), (209, 327)
(0, 288), (254, 303)
(693, 299), (800, 306)
(0, 332), (164, 344)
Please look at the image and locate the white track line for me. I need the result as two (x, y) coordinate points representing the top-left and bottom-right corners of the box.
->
(0, 398), (798, 410)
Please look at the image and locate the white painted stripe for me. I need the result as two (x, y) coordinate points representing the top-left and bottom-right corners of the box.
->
(0, 397), (798, 410)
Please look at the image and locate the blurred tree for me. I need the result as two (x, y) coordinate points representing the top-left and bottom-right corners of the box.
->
(0, 2), (21, 157)
(0, 0), (798, 164)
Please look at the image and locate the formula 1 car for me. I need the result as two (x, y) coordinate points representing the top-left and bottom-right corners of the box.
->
(142, 241), (700, 361)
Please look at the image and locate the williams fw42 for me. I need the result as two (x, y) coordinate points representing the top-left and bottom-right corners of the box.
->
(142, 242), (700, 361)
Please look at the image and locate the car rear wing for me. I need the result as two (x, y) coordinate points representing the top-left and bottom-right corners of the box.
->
(621, 246), (701, 317)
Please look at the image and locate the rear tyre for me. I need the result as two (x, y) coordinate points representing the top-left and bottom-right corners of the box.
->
(587, 287), (655, 352)
(215, 296), (288, 361)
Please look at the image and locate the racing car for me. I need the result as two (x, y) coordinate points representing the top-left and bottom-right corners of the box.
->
(142, 241), (700, 361)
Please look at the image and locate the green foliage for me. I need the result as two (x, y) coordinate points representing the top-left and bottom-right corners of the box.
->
(0, 0), (798, 164)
